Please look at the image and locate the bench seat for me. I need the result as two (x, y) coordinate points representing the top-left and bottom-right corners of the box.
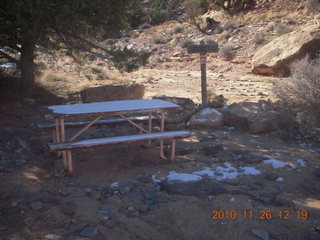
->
(48, 130), (191, 176)
(37, 116), (158, 131)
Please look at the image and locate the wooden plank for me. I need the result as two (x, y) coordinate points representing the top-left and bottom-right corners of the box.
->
(68, 115), (102, 142)
(187, 44), (218, 54)
(37, 116), (159, 130)
(48, 131), (191, 151)
(39, 99), (182, 119)
(118, 114), (148, 133)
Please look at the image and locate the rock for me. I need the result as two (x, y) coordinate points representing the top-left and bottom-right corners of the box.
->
(104, 219), (117, 228)
(265, 172), (280, 181)
(135, 204), (149, 213)
(128, 206), (136, 212)
(135, 174), (153, 184)
(201, 234), (214, 240)
(201, 145), (224, 156)
(79, 226), (98, 238)
(154, 96), (199, 123)
(251, 228), (269, 240)
(84, 188), (93, 194)
(45, 234), (64, 240)
(271, 196), (295, 207)
(60, 201), (75, 216)
(160, 180), (228, 197)
(220, 101), (279, 134)
(313, 168), (320, 178)
(144, 191), (157, 200)
(155, 192), (170, 203)
(188, 108), (223, 129)
(98, 204), (111, 215)
(31, 202), (43, 210)
(24, 216), (36, 228)
(252, 24), (320, 76)
(121, 191), (143, 200)
(81, 84), (145, 103)
(64, 222), (89, 235)
(177, 148), (194, 155)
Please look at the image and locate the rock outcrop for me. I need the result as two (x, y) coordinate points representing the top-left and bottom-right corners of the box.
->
(154, 96), (199, 124)
(220, 101), (279, 134)
(81, 84), (145, 103)
(188, 108), (223, 129)
(252, 24), (320, 76)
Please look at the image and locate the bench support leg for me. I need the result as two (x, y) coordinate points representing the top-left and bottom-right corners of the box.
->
(62, 151), (68, 170)
(55, 119), (62, 157)
(147, 112), (152, 147)
(159, 111), (165, 159)
(170, 139), (176, 161)
(67, 151), (73, 176)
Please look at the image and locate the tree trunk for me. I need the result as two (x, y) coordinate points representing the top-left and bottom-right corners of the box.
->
(20, 41), (35, 98)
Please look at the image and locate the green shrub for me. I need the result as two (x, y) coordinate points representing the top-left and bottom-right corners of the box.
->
(172, 26), (183, 33)
(219, 45), (235, 61)
(180, 39), (194, 48)
(207, 92), (226, 108)
(274, 23), (294, 35)
(253, 33), (267, 45)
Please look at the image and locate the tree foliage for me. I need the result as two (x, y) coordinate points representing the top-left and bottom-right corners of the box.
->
(208, 0), (256, 15)
(0, 0), (150, 97)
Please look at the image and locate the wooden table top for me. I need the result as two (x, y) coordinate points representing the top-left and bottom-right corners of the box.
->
(39, 99), (181, 119)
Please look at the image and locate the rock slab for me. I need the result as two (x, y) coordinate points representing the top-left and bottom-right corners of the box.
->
(252, 24), (320, 76)
(81, 84), (145, 103)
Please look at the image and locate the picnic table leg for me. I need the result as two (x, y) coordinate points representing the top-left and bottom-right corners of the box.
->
(147, 112), (152, 147)
(55, 119), (62, 157)
(159, 111), (167, 160)
(66, 151), (73, 176)
(170, 139), (176, 161)
(59, 118), (68, 171)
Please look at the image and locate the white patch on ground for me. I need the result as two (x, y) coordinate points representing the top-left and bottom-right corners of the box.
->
(200, 108), (222, 116)
(192, 162), (261, 181)
(296, 159), (307, 167)
(110, 182), (119, 188)
(276, 177), (284, 182)
(167, 171), (202, 182)
(240, 166), (262, 175)
(229, 197), (235, 202)
(263, 156), (287, 168)
(193, 167), (215, 177)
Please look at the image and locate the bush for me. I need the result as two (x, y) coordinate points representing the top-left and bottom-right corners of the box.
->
(154, 38), (165, 44)
(274, 23), (294, 36)
(207, 92), (226, 108)
(253, 33), (267, 45)
(274, 55), (320, 138)
(219, 45), (235, 61)
(172, 26), (183, 34)
(180, 39), (194, 48)
(150, 9), (169, 25)
(305, 0), (320, 13)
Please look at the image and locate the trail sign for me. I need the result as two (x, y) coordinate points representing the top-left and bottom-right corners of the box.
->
(187, 43), (218, 106)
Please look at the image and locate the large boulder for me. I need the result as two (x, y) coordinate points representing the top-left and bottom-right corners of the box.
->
(154, 96), (199, 124)
(81, 84), (145, 103)
(220, 101), (279, 134)
(188, 108), (223, 129)
(252, 24), (320, 76)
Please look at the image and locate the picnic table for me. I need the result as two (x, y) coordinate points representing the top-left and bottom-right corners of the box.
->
(39, 99), (190, 175)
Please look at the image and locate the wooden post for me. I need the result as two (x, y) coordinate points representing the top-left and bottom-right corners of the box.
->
(200, 53), (207, 106)
(187, 43), (218, 107)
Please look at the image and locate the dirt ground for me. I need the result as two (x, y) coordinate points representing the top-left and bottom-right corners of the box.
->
(1, 98), (320, 240)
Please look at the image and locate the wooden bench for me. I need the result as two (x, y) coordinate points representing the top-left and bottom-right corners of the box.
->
(37, 116), (158, 131)
(38, 116), (159, 143)
(48, 130), (191, 176)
